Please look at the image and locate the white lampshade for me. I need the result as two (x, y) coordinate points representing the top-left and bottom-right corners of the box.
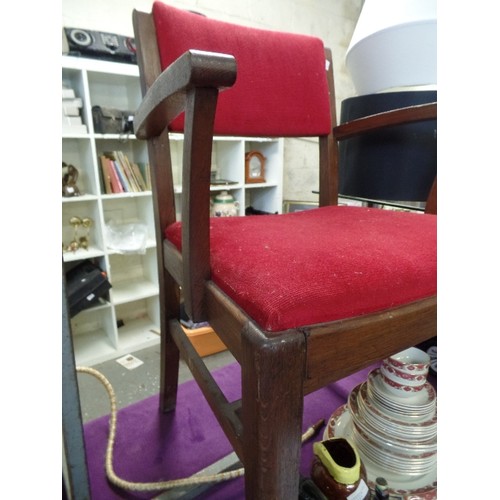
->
(346, 0), (437, 95)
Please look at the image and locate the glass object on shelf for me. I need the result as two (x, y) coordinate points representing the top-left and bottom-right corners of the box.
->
(104, 220), (148, 254)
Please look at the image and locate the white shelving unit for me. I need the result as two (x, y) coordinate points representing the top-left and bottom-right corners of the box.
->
(62, 55), (283, 366)
(170, 134), (284, 219)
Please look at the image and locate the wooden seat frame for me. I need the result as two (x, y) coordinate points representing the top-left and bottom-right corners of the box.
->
(133, 9), (437, 498)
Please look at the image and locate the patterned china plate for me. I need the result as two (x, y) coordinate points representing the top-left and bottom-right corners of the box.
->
(324, 404), (437, 500)
(357, 383), (437, 439)
(348, 385), (437, 454)
(350, 426), (437, 476)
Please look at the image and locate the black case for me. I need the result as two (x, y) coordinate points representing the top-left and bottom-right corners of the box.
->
(66, 261), (111, 317)
(91, 106), (134, 135)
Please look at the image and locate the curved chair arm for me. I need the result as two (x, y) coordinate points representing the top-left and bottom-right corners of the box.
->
(134, 49), (237, 139)
(333, 102), (437, 141)
(134, 48), (236, 322)
(333, 101), (437, 214)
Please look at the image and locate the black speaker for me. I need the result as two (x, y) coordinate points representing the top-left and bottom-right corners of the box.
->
(63, 27), (137, 64)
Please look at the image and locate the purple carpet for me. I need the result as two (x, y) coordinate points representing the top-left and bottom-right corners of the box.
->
(83, 362), (379, 499)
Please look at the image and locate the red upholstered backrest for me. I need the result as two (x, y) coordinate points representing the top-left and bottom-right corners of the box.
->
(152, 1), (332, 136)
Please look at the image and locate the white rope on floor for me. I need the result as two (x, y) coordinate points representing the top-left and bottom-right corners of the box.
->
(77, 365), (244, 492)
(76, 365), (324, 493)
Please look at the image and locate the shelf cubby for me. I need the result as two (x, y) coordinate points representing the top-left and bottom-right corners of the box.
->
(62, 55), (283, 365)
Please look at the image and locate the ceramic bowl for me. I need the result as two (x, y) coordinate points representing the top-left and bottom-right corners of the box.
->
(381, 363), (428, 385)
(379, 369), (426, 398)
(380, 365), (427, 392)
(384, 347), (430, 376)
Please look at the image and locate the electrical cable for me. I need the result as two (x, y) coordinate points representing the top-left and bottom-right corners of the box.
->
(76, 365), (324, 493)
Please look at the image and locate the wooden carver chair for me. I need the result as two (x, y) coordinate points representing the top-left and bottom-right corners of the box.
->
(132, 2), (437, 498)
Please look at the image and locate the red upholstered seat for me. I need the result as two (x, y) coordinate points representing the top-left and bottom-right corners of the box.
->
(152, 1), (332, 136)
(165, 206), (436, 332)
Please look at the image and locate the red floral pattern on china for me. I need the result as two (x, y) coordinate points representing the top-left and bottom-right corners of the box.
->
(387, 357), (429, 371)
(383, 364), (426, 381)
(380, 372), (425, 392)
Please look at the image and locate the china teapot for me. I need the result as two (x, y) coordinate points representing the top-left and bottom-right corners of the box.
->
(210, 190), (239, 217)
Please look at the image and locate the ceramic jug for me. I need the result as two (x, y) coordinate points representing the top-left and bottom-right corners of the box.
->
(311, 437), (370, 500)
(210, 190), (239, 217)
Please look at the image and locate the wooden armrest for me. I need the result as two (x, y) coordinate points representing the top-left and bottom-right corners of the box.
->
(134, 49), (237, 139)
(333, 102), (437, 140)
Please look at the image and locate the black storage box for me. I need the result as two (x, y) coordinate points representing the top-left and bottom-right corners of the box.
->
(66, 261), (111, 317)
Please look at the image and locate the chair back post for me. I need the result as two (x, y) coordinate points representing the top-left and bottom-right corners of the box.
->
(134, 9), (183, 410)
(133, 8), (178, 306)
(133, 10), (163, 96)
(425, 178), (437, 214)
(133, 10), (177, 235)
(319, 48), (339, 207)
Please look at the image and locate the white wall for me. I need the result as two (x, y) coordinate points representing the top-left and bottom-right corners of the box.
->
(62, 0), (363, 202)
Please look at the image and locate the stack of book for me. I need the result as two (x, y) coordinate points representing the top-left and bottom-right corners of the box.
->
(99, 151), (151, 194)
(62, 84), (87, 134)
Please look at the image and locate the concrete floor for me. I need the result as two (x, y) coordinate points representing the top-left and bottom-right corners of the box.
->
(76, 344), (235, 423)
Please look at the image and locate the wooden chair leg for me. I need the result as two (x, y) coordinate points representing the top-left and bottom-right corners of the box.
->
(241, 323), (306, 499)
(159, 320), (180, 412)
(159, 272), (181, 413)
